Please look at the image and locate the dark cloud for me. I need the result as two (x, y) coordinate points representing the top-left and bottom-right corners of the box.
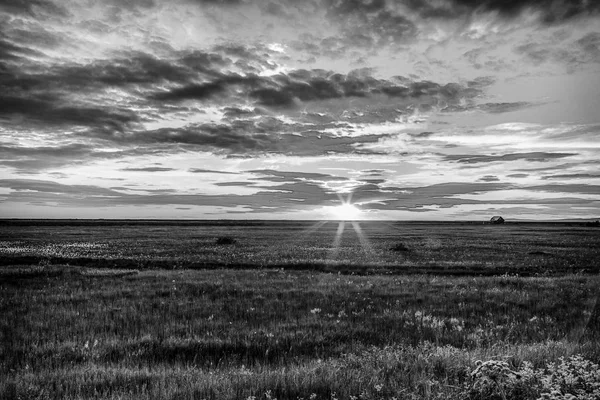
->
(467, 76), (496, 89)
(361, 178), (386, 184)
(507, 173), (529, 178)
(478, 175), (500, 182)
(126, 123), (274, 152)
(410, 131), (435, 138)
(527, 184), (600, 194)
(541, 173), (600, 180)
(0, 0), (67, 17)
(0, 143), (174, 172)
(56, 54), (201, 89)
(83, 118), (390, 156)
(0, 178), (338, 212)
(120, 167), (176, 172)
(109, 186), (177, 194)
(514, 43), (558, 66)
(445, 152), (577, 164)
(248, 169), (349, 182)
(141, 57), (485, 112)
(0, 143), (91, 171)
(441, 101), (535, 114)
(477, 102), (535, 114)
(0, 36), (44, 61)
(188, 168), (238, 174)
(214, 181), (257, 186)
(353, 182), (513, 210)
(515, 163), (581, 172)
(355, 181), (600, 211)
(150, 74), (267, 103)
(324, 0), (416, 46)
(513, 32), (600, 69)
(0, 92), (139, 134)
(260, 71), (478, 109)
(221, 106), (263, 119)
(250, 88), (297, 107)
(0, 179), (121, 197)
(151, 81), (228, 101)
(403, 0), (600, 24)
(189, 0), (244, 6)
(576, 32), (600, 53)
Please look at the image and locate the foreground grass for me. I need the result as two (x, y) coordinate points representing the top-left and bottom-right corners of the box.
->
(1, 268), (599, 399)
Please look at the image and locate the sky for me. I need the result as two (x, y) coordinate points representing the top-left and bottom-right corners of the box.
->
(1, 0), (599, 220)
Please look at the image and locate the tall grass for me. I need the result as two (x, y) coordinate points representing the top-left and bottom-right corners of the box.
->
(2, 269), (599, 399)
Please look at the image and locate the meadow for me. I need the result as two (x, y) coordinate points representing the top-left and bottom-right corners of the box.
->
(1, 220), (599, 275)
(1, 220), (599, 399)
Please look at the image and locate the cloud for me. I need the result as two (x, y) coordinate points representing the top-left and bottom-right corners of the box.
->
(513, 31), (600, 71)
(476, 102), (536, 114)
(0, 95), (139, 133)
(0, 179), (121, 197)
(147, 65), (484, 113)
(0, 177), (338, 213)
(152, 82), (228, 101)
(576, 32), (600, 59)
(0, 0), (67, 16)
(527, 184), (600, 194)
(541, 173), (600, 180)
(402, 0), (600, 24)
(188, 168), (238, 174)
(56, 53), (202, 89)
(84, 120), (391, 157)
(0, 143), (176, 173)
(247, 169), (349, 182)
(409, 131), (435, 138)
(324, 0), (417, 46)
(444, 152), (577, 164)
(213, 181), (257, 187)
(119, 167), (176, 172)
(478, 175), (500, 182)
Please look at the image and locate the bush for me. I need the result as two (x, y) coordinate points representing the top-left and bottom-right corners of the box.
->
(215, 236), (236, 245)
(467, 355), (600, 400)
(390, 242), (410, 252)
(467, 359), (538, 400)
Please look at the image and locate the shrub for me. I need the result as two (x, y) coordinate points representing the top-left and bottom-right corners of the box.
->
(216, 236), (236, 245)
(538, 355), (600, 400)
(467, 359), (538, 400)
(390, 242), (410, 252)
(466, 355), (600, 400)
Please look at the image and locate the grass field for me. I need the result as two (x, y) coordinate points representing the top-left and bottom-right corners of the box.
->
(1, 220), (599, 275)
(1, 220), (599, 399)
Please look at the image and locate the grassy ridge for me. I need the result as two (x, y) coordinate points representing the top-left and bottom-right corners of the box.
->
(2, 269), (599, 399)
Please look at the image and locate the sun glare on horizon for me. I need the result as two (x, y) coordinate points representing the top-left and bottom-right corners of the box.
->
(329, 203), (362, 220)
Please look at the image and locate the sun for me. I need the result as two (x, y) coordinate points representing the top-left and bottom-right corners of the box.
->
(330, 203), (362, 220)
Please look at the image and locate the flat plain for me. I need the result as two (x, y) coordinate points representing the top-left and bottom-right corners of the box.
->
(1, 220), (599, 399)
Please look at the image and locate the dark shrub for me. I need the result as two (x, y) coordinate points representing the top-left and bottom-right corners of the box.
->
(390, 242), (410, 252)
(215, 236), (236, 245)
